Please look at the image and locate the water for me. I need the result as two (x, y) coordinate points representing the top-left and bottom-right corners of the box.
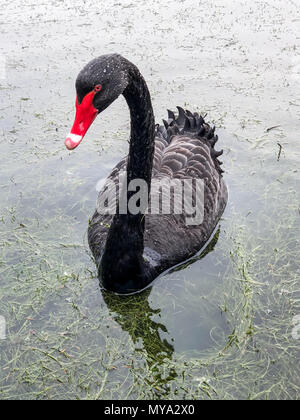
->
(0, 0), (299, 400)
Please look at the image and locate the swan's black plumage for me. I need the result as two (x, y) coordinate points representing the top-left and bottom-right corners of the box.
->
(73, 54), (227, 294)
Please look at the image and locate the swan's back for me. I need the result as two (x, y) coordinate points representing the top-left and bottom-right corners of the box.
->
(88, 108), (227, 274)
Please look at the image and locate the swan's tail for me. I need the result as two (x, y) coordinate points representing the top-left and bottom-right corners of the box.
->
(155, 107), (224, 175)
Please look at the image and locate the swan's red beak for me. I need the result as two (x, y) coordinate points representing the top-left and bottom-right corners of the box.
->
(65, 88), (100, 150)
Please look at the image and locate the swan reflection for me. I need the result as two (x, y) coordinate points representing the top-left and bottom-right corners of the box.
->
(101, 287), (177, 395)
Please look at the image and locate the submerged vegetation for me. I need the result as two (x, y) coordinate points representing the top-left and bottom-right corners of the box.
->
(0, 151), (299, 399)
(1, 0), (299, 400)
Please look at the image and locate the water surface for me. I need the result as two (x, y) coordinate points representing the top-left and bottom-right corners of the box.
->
(0, 0), (299, 400)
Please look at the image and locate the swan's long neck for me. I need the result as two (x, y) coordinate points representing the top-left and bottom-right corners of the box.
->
(123, 64), (155, 189)
(100, 64), (155, 291)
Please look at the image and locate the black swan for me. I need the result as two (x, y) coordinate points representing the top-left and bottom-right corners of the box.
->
(65, 54), (228, 294)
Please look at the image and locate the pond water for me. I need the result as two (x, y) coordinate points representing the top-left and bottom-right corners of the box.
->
(0, 0), (299, 399)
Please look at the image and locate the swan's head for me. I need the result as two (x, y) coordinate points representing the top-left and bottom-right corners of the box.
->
(65, 54), (129, 150)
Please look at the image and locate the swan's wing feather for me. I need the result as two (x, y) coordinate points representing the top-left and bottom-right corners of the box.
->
(144, 108), (227, 267)
(154, 108), (224, 177)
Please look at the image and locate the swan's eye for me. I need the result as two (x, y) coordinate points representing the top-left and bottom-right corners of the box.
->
(94, 84), (102, 92)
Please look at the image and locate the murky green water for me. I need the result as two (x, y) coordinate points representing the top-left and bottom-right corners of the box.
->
(0, 0), (299, 399)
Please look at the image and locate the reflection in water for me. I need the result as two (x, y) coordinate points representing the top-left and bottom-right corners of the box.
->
(102, 287), (174, 362)
(102, 287), (177, 395)
(100, 227), (221, 396)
